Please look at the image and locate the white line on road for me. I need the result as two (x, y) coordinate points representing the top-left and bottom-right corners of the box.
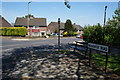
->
(12, 39), (30, 41)
(2, 48), (14, 52)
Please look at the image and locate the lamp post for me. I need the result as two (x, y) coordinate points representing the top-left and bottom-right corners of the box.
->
(27, 1), (31, 37)
(118, 1), (120, 9)
(103, 6), (107, 44)
(64, 0), (71, 9)
(104, 6), (107, 26)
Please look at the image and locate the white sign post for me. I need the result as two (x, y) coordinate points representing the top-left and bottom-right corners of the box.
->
(88, 43), (109, 53)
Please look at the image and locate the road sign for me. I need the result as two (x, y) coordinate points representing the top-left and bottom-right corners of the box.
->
(88, 43), (109, 53)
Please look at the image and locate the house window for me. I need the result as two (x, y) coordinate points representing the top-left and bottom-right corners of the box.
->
(33, 32), (39, 36)
(33, 26), (39, 29)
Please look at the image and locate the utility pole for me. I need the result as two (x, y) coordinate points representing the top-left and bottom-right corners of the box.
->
(58, 18), (60, 51)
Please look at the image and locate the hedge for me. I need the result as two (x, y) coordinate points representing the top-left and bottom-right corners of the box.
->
(83, 23), (120, 46)
(0, 27), (27, 36)
(83, 8), (120, 46)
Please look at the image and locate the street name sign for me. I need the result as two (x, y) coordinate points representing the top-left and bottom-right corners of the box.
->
(88, 43), (109, 53)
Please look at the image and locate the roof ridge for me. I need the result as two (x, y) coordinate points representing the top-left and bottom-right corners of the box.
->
(16, 17), (46, 19)
(50, 22), (65, 23)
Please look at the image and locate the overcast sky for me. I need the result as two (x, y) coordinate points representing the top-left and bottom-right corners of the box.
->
(1, 1), (119, 27)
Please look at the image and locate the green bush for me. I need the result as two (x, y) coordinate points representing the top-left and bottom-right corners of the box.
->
(73, 32), (78, 36)
(83, 25), (93, 43)
(18, 27), (27, 36)
(1, 27), (7, 36)
(0, 27), (27, 36)
(83, 23), (120, 46)
(83, 8), (120, 46)
(46, 34), (50, 36)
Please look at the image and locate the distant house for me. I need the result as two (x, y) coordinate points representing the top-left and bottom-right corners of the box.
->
(73, 23), (83, 34)
(0, 16), (12, 27)
(47, 22), (83, 34)
(14, 16), (47, 37)
(47, 22), (65, 34)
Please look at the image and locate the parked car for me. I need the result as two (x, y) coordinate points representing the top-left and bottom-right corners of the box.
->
(52, 33), (63, 37)
(56, 33), (63, 37)
(76, 34), (83, 38)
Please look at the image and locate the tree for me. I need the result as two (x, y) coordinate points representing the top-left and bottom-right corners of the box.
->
(24, 14), (34, 18)
(83, 8), (120, 45)
(64, 19), (74, 33)
(112, 8), (120, 22)
(54, 29), (58, 33)
(83, 24), (103, 44)
(105, 8), (120, 45)
(64, 19), (74, 36)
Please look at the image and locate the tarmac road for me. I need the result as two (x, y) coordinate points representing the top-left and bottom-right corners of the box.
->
(1, 37), (83, 52)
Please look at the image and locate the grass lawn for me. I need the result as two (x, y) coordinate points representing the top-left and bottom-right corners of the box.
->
(83, 52), (120, 75)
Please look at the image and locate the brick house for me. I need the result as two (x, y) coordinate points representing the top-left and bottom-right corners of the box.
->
(73, 23), (83, 34)
(47, 22), (83, 34)
(0, 16), (12, 27)
(47, 22), (65, 34)
(14, 17), (47, 37)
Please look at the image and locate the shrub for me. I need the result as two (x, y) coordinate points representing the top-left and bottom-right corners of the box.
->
(18, 27), (27, 36)
(83, 25), (96, 43)
(73, 32), (78, 36)
(83, 23), (120, 46)
(46, 34), (50, 36)
(83, 9), (120, 46)
(0, 27), (27, 37)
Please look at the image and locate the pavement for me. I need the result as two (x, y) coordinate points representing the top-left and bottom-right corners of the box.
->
(12, 39), (30, 41)
(1, 36), (75, 40)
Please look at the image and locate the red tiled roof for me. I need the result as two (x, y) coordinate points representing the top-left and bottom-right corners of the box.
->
(0, 16), (12, 27)
(15, 17), (47, 26)
(47, 22), (65, 32)
(47, 22), (83, 32)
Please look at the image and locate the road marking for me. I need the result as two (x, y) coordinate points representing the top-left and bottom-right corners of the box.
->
(2, 48), (14, 52)
(12, 39), (30, 41)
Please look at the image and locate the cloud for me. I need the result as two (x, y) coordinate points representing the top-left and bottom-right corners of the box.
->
(2, 0), (119, 2)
